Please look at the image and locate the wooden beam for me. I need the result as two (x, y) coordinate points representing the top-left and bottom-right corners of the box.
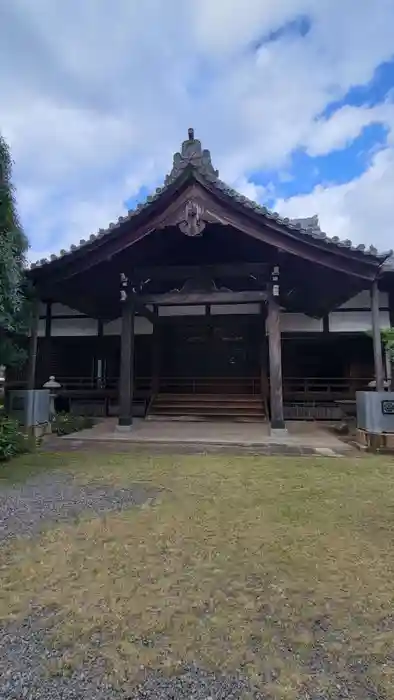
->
(133, 263), (270, 283)
(132, 296), (158, 324)
(138, 290), (268, 306)
(118, 300), (135, 427)
(371, 280), (384, 391)
(267, 290), (285, 430)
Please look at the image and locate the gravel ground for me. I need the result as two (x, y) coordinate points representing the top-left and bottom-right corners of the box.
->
(0, 471), (158, 543)
(0, 472), (266, 699)
(0, 472), (384, 699)
(0, 609), (382, 700)
(0, 611), (266, 699)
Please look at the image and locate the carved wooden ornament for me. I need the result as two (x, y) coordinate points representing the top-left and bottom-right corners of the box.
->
(178, 200), (206, 237)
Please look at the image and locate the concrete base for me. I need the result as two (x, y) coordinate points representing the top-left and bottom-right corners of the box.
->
(56, 418), (353, 456)
(269, 428), (288, 437)
(115, 423), (133, 433)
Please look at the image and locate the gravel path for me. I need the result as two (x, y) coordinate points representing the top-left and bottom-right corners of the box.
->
(0, 471), (158, 543)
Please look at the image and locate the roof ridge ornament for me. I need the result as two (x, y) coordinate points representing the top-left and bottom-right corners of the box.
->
(164, 128), (219, 185)
(178, 199), (206, 237)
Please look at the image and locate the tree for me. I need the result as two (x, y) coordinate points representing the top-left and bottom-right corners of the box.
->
(0, 133), (30, 367)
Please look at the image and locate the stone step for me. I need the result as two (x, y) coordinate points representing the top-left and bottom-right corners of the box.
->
(151, 407), (265, 416)
(154, 400), (263, 409)
(149, 392), (267, 421)
(147, 413), (266, 422)
(154, 394), (262, 403)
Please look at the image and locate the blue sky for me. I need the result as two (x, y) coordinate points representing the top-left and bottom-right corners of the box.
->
(1, 0), (394, 261)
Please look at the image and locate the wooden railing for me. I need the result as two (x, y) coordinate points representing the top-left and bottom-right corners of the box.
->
(4, 374), (377, 421)
(283, 376), (373, 400)
(5, 376), (152, 393)
(7, 377), (372, 398)
(5, 375), (374, 401)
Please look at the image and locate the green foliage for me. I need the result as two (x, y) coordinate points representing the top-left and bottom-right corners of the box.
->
(0, 416), (34, 461)
(381, 328), (394, 361)
(0, 133), (30, 367)
(52, 413), (95, 436)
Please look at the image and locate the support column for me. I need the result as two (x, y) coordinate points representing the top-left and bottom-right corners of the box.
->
(37, 301), (52, 385)
(267, 267), (286, 432)
(389, 288), (394, 391)
(151, 311), (160, 395)
(259, 302), (268, 412)
(371, 280), (384, 391)
(118, 300), (135, 428)
(95, 319), (105, 387)
(27, 298), (39, 390)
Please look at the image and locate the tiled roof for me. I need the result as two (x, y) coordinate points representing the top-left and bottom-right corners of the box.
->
(382, 255), (394, 271)
(30, 128), (392, 269)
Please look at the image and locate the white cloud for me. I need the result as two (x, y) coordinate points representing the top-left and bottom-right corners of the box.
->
(304, 104), (394, 157)
(275, 146), (394, 250)
(1, 0), (394, 261)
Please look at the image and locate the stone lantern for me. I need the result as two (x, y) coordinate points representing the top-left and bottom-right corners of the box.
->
(43, 375), (61, 420)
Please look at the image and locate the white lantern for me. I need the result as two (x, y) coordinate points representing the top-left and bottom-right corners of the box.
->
(43, 376), (62, 420)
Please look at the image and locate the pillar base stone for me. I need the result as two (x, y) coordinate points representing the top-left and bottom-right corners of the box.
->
(270, 426), (288, 437)
(116, 419), (133, 432)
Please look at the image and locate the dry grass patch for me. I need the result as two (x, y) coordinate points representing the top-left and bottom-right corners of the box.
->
(1, 453), (394, 698)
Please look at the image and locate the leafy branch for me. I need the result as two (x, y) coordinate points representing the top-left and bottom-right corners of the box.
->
(0, 132), (30, 367)
(381, 328), (394, 362)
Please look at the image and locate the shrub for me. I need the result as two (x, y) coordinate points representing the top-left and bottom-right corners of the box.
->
(52, 413), (94, 436)
(0, 417), (34, 461)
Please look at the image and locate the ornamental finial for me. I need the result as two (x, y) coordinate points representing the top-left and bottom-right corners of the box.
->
(164, 128), (218, 184)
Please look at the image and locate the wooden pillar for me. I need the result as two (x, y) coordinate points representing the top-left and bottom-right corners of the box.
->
(267, 270), (285, 430)
(259, 302), (268, 408)
(371, 280), (384, 391)
(151, 308), (160, 395)
(389, 288), (394, 328)
(389, 288), (394, 390)
(27, 298), (39, 390)
(95, 319), (105, 387)
(38, 301), (52, 384)
(118, 300), (135, 427)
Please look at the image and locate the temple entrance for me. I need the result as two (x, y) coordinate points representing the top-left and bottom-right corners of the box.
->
(160, 317), (261, 382)
(149, 316), (267, 420)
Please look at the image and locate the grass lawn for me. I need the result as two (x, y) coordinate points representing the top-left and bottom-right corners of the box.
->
(1, 451), (394, 698)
